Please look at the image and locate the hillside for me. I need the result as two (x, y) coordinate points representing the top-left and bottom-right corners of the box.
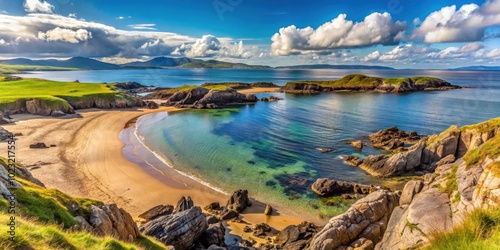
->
(0, 76), (143, 116)
(175, 59), (270, 69)
(450, 65), (500, 71)
(275, 64), (394, 70)
(281, 74), (460, 93)
(0, 57), (119, 70)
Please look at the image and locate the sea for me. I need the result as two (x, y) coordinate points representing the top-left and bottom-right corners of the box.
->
(19, 68), (500, 219)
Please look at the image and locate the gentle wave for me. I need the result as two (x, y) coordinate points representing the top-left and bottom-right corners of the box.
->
(132, 120), (230, 196)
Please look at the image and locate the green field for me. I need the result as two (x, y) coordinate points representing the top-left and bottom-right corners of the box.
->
(0, 76), (135, 111)
(0, 64), (77, 74)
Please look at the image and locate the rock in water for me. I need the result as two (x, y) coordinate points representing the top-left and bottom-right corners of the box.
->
(309, 190), (399, 250)
(311, 178), (376, 197)
(316, 147), (333, 153)
(227, 189), (252, 212)
(351, 140), (363, 150)
(369, 126), (420, 151)
(140, 206), (207, 250)
(175, 196), (194, 213)
(264, 204), (273, 215)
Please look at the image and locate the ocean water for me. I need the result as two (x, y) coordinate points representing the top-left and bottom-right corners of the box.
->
(27, 69), (500, 219)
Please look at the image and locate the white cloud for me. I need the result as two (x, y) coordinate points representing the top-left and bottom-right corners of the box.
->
(413, 0), (500, 43)
(270, 12), (406, 56)
(24, 0), (54, 14)
(38, 27), (92, 43)
(128, 24), (156, 30)
(484, 48), (500, 58)
(362, 51), (381, 62)
(173, 35), (255, 59)
(458, 42), (484, 52)
(68, 13), (77, 18)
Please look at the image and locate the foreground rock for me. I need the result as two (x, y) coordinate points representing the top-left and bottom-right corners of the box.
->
(227, 189), (252, 212)
(309, 190), (399, 249)
(275, 222), (319, 250)
(369, 126), (420, 151)
(88, 204), (140, 241)
(140, 206), (208, 250)
(311, 178), (378, 197)
(138, 204), (174, 223)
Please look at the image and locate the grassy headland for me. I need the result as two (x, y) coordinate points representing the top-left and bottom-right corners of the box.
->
(0, 64), (77, 74)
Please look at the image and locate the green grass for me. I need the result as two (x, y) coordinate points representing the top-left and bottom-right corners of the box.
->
(438, 164), (459, 196)
(0, 214), (167, 250)
(0, 76), (131, 111)
(425, 207), (500, 250)
(460, 117), (500, 133)
(0, 64), (77, 74)
(464, 134), (500, 169)
(285, 74), (446, 88)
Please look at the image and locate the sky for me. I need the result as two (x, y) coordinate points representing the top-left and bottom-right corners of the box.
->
(0, 0), (500, 68)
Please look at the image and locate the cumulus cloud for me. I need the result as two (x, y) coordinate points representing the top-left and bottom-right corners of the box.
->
(458, 42), (484, 52)
(24, 0), (54, 14)
(412, 0), (500, 43)
(271, 12), (406, 55)
(173, 35), (255, 59)
(38, 27), (91, 43)
(484, 48), (500, 58)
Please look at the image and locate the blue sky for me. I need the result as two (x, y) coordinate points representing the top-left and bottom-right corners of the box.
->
(0, 0), (500, 68)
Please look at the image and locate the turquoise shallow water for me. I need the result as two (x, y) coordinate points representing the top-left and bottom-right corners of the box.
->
(27, 68), (500, 219)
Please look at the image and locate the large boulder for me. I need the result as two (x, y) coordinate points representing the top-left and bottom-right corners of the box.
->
(197, 222), (226, 248)
(26, 98), (74, 116)
(275, 221), (319, 250)
(193, 89), (257, 109)
(226, 189), (252, 212)
(422, 126), (461, 165)
(311, 178), (376, 197)
(89, 204), (139, 241)
(309, 190), (399, 250)
(138, 204), (174, 223)
(140, 206), (208, 250)
(175, 196), (194, 213)
(359, 142), (425, 177)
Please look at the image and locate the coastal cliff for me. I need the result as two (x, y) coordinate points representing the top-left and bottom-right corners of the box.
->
(281, 74), (460, 94)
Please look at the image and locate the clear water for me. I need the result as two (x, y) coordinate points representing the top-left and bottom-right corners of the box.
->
(27, 69), (500, 219)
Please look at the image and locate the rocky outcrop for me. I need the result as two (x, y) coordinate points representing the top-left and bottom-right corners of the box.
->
(140, 206), (208, 250)
(138, 204), (174, 223)
(369, 126), (420, 151)
(311, 178), (377, 197)
(193, 89), (257, 109)
(351, 140), (363, 150)
(198, 222), (226, 248)
(275, 222), (319, 250)
(88, 204), (139, 241)
(264, 204), (273, 215)
(26, 98), (75, 116)
(281, 75), (460, 94)
(227, 189), (252, 212)
(342, 155), (363, 167)
(175, 196), (194, 213)
(309, 190), (399, 250)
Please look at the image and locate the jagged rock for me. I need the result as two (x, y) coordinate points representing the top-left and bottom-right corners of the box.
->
(268, 96), (283, 101)
(435, 154), (456, 167)
(0, 127), (12, 141)
(206, 215), (220, 224)
(29, 142), (48, 149)
(260, 97), (269, 102)
(253, 223), (277, 238)
(219, 209), (239, 220)
(115, 81), (145, 90)
(204, 202), (221, 212)
(311, 178), (376, 197)
(399, 180), (424, 206)
(74, 216), (93, 232)
(175, 196), (194, 213)
(227, 189), (252, 212)
(193, 89), (257, 109)
(89, 204), (139, 241)
(198, 222), (226, 248)
(275, 221), (318, 250)
(351, 140), (363, 150)
(140, 206), (207, 250)
(422, 126), (461, 165)
(146, 101), (159, 109)
(369, 126), (420, 151)
(138, 204), (174, 222)
(376, 188), (452, 249)
(359, 142), (425, 177)
(342, 155), (363, 167)
(176, 87), (211, 106)
(244, 225), (253, 233)
(349, 238), (374, 250)
(309, 190), (399, 250)
(264, 205), (273, 215)
(473, 157), (500, 209)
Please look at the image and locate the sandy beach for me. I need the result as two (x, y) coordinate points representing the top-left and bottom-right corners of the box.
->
(0, 105), (303, 242)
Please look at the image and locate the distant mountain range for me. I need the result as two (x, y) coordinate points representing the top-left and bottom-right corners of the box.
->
(0, 56), (269, 70)
(275, 64), (394, 70)
(449, 66), (500, 71)
(1, 57), (499, 71)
